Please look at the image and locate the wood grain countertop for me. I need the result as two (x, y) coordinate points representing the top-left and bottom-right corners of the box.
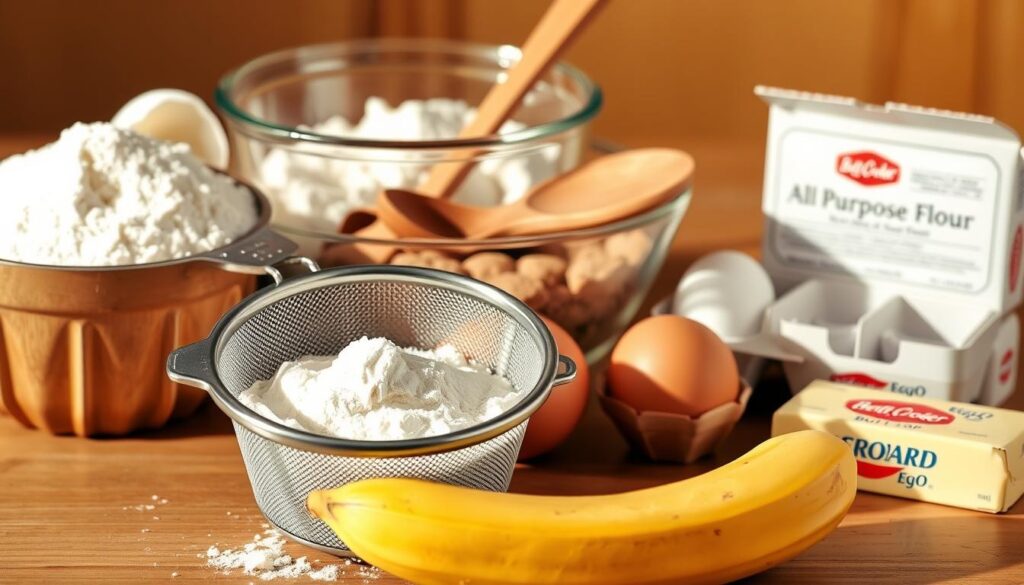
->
(0, 134), (1021, 584)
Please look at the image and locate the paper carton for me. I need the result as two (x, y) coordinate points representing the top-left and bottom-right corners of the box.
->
(755, 86), (1024, 404)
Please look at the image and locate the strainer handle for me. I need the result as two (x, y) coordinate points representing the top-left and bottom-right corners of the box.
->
(199, 225), (322, 284)
(166, 338), (215, 391)
(553, 355), (577, 386)
(199, 226), (298, 276)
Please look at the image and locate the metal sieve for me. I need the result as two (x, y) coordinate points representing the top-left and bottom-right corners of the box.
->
(166, 265), (575, 555)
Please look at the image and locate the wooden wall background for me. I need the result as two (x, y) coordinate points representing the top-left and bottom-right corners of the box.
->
(2, 0), (1021, 146)
(0, 0), (1020, 305)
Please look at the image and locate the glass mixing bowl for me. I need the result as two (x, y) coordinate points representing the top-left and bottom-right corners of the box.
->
(217, 38), (691, 363)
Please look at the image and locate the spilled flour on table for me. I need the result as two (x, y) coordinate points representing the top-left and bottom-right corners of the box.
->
(123, 494), (380, 581)
(205, 525), (380, 581)
(123, 494), (171, 512)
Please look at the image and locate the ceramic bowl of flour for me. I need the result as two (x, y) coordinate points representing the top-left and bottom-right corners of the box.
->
(0, 123), (304, 436)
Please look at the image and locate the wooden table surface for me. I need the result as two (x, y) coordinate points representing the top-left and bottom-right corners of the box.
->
(1, 135), (1022, 585)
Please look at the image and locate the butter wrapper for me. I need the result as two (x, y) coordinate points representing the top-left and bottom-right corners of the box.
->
(772, 380), (1024, 513)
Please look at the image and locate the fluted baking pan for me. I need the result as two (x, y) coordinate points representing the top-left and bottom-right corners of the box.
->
(0, 180), (301, 436)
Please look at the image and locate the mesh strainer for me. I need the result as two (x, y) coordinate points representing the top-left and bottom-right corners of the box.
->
(166, 265), (575, 555)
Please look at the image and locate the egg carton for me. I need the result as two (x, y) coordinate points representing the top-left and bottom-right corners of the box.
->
(762, 279), (1019, 405)
(661, 253), (1020, 405)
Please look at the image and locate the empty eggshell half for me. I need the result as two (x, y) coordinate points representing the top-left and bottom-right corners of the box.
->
(673, 251), (775, 342)
(112, 89), (229, 169)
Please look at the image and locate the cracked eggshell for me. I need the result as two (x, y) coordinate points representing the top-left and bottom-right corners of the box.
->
(112, 89), (229, 169)
(673, 251), (775, 342)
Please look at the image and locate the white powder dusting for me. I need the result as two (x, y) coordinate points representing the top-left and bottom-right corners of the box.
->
(308, 566), (341, 581)
(238, 337), (519, 440)
(0, 122), (257, 266)
(123, 495), (171, 512)
(258, 97), (561, 239)
(205, 528), (363, 581)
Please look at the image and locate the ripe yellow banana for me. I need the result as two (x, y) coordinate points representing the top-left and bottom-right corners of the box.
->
(308, 430), (855, 585)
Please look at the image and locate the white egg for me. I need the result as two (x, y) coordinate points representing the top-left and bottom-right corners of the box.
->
(673, 251), (775, 342)
(112, 89), (229, 169)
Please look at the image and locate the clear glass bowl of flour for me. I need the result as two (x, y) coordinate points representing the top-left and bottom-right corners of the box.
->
(217, 39), (691, 363)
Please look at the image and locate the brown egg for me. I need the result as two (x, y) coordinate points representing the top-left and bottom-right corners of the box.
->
(608, 315), (739, 417)
(518, 317), (590, 461)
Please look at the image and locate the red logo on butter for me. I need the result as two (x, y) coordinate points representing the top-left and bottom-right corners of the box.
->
(856, 460), (905, 479)
(830, 372), (887, 389)
(845, 399), (954, 425)
(836, 151), (900, 186)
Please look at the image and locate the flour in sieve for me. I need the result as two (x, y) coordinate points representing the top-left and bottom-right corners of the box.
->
(238, 337), (520, 440)
(0, 122), (257, 266)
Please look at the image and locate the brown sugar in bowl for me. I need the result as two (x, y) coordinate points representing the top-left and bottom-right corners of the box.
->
(0, 183), (299, 436)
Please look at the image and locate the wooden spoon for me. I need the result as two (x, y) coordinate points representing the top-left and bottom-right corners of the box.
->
(328, 0), (607, 264)
(419, 0), (607, 199)
(375, 148), (694, 240)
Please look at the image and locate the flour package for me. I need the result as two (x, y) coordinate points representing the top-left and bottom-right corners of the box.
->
(754, 86), (1024, 405)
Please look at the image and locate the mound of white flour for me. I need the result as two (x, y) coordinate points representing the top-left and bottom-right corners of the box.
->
(239, 337), (519, 440)
(258, 97), (562, 238)
(0, 122), (257, 266)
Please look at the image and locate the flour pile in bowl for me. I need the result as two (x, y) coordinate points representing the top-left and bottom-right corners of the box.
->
(0, 122), (257, 266)
(258, 97), (563, 236)
(238, 336), (520, 440)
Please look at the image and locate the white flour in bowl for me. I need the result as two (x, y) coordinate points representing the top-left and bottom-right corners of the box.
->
(257, 97), (562, 238)
(0, 122), (257, 266)
(238, 336), (519, 440)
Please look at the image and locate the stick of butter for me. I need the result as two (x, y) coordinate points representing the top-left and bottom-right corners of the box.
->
(772, 380), (1024, 513)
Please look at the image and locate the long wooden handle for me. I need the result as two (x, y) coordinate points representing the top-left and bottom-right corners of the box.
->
(418, 0), (607, 199)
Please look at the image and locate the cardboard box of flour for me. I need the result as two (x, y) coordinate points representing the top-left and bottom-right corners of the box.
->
(772, 381), (1024, 513)
(755, 86), (1024, 405)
